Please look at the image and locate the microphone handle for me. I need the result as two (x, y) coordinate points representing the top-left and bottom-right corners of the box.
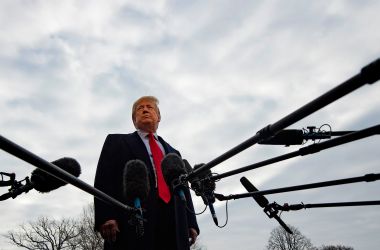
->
(134, 197), (141, 209)
(176, 187), (187, 202)
(206, 197), (218, 226)
(133, 197), (144, 238)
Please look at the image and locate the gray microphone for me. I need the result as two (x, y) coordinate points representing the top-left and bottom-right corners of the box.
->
(161, 153), (188, 202)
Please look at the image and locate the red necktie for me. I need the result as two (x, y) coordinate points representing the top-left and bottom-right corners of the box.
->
(148, 133), (171, 203)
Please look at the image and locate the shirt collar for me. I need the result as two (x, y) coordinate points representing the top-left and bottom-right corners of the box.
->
(137, 129), (158, 140)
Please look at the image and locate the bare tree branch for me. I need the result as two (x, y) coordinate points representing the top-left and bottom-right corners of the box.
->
(266, 225), (316, 250)
(3, 204), (102, 250)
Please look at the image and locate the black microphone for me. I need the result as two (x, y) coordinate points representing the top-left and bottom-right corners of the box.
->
(123, 159), (150, 237)
(161, 153), (187, 202)
(1, 157), (81, 200)
(182, 159), (193, 175)
(258, 129), (304, 146)
(207, 198), (218, 226)
(123, 159), (150, 206)
(31, 157), (81, 193)
(192, 164), (218, 226)
(240, 177), (269, 208)
(240, 177), (293, 234)
(258, 127), (354, 146)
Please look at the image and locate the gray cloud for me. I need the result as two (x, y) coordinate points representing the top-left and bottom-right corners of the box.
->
(1, 0), (380, 249)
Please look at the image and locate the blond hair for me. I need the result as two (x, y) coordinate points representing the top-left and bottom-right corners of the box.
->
(132, 96), (160, 122)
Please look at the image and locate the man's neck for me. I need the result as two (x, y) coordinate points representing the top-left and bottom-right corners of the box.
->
(137, 129), (157, 135)
(137, 125), (157, 134)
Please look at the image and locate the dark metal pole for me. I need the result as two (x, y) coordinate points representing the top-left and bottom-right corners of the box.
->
(215, 173), (380, 201)
(278, 200), (380, 210)
(212, 124), (380, 181)
(213, 151), (299, 181)
(0, 134), (135, 213)
(187, 58), (380, 181)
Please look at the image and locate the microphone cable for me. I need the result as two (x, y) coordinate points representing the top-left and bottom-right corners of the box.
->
(189, 173), (230, 228)
(213, 200), (229, 228)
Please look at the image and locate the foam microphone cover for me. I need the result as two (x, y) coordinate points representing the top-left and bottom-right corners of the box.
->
(123, 159), (150, 204)
(182, 159), (193, 174)
(31, 157), (81, 193)
(161, 153), (186, 186)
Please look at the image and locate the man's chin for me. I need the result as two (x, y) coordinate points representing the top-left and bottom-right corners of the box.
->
(138, 122), (157, 132)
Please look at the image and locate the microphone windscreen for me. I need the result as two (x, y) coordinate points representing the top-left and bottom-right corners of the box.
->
(123, 160), (150, 204)
(240, 177), (269, 208)
(31, 157), (81, 193)
(161, 153), (186, 186)
(182, 159), (193, 174)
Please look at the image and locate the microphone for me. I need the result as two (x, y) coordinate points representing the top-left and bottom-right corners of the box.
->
(240, 177), (293, 234)
(240, 177), (269, 208)
(123, 159), (150, 237)
(192, 164), (218, 226)
(258, 129), (304, 146)
(161, 153), (188, 202)
(123, 159), (150, 206)
(258, 127), (352, 146)
(1, 157), (81, 200)
(207, 198), (218, 226)
(182, 159), (193, 175)
(31, 157), (81, 193)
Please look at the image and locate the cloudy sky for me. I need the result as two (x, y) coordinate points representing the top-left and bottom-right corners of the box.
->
(1, 0), (380, 249)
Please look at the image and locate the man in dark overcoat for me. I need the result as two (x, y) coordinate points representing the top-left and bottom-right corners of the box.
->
(94, 96), (199, 250)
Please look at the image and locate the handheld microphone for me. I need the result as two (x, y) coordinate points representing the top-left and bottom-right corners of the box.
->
(240, 177), (292, 234)
(123, 159), (150, 237)
(161, 153), (188, 202)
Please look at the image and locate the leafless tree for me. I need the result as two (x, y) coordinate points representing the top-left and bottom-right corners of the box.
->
(319, 245), (354, 250)
(73, 204), (103, 250)
(5, 216), (79, 250)
(266, 225), (317, 250)
(4, 203), (103, 250)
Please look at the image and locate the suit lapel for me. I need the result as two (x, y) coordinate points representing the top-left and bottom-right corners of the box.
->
(158, 136), (172, 154)
(123, 132), (153, 169)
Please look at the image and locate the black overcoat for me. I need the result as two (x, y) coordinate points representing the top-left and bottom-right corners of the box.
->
(94, 132), (199, 250)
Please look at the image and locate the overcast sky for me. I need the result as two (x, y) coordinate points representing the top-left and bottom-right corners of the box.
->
(1, 1), (380, 249)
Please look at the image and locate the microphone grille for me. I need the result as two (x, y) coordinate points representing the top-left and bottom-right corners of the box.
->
(123, 159), (150, 203)
(161, 153), (186, 186)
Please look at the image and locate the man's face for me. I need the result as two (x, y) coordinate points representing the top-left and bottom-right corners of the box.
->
(134, 100), (160, 132)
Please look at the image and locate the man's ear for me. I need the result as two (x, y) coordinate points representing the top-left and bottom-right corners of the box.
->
(156, 108), (161, 122)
